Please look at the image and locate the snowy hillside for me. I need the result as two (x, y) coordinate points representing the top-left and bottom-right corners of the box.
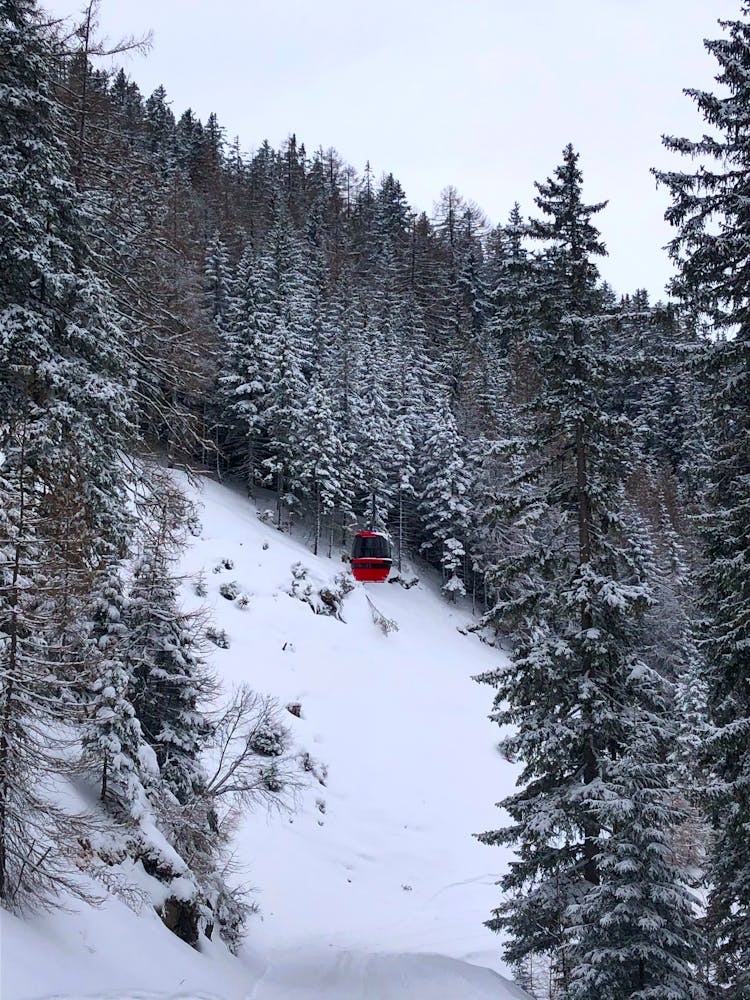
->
(3, 473), (525, 1000)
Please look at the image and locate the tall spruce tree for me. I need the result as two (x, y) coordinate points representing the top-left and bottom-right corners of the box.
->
(0, 0), (135, 909)
(477, 147), (703, 999)
(655, 8), (750, 993)
(80, 559), (156, 821)
(127, 495), (211, 807)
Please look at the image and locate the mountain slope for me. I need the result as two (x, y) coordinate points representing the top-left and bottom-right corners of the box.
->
(2, 473), (523, 1000)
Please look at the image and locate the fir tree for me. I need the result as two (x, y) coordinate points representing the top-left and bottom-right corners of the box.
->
(477, 147), (703, 998)
(80, 559), (156, 821)
(127, 497), (211, 806)
(417, 403), (470, 600)
(299, 378), (344, 556)
(217, 244), (272, 492)
(0, 0), (135, 909)
(654, 8), (750, 993)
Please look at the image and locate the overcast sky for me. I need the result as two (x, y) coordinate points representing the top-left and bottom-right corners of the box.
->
(42, 0), (738, 299)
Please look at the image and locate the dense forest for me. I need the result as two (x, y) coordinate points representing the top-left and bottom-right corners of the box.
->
(3, 0), (750, 997)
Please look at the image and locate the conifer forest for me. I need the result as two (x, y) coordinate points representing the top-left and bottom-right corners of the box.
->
(4, 1), (750, 998)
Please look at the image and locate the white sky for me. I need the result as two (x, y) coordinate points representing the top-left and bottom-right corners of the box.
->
(42, 0), (738, 299)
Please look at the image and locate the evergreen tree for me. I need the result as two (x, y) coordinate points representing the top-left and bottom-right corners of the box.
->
(654, 8), (750, 993)
(0, 0), (135, 909)
(262, 315), (308, 529)
(204, 232), (233, 326)
(127, 499), (211, 806)
(417, 403), (470, 599)
(299, 378), (344, 555)
(217, 245), (272, 491)
(80, 560), (156, 821)
(477, 147), (703, 998)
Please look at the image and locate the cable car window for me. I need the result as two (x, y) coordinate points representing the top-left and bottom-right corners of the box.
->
(352, 534), (390, 559)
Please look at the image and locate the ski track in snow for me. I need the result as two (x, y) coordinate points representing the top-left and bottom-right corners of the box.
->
(2, 473), (525, 1000)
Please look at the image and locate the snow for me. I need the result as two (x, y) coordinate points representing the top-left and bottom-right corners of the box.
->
(1, 473), (524, 1000)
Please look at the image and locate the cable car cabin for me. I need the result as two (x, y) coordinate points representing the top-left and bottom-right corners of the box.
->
(351, 531), (392, 583)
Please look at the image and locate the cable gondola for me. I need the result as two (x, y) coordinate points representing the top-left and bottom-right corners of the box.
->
(350, 530), (392, 583)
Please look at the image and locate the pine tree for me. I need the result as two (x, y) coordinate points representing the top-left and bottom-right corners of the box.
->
(477, 147), (703, 998)
(417, 403), (470, 599)
(80, 559), (156, 821)
(654, 8), (750, 992)
(262, 315), (308, 530)
(354, 319), (396, 531)
(204, 231), (233, 326)
(299, 378), (344, 556)
(126, 498), (211, 806)
(217, 244), (272, 492)
(0, 0), (135, 909)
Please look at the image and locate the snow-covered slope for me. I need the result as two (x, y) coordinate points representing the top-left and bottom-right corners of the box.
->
(2, 473), (523, 1000)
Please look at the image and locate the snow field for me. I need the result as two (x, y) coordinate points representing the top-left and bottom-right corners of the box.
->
(2, 473), (525, 1000)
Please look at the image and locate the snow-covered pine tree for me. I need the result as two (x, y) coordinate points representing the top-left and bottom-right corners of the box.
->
(484, 203), (540, 406)
(416, 402), (470, 600)
(259, 206), (316, 527)
(127, 494), (212, 807)
(262, 315), (308, 530)
(321, 271), (365, 538)
(432, 189), (489, 408)
(217, 244), (273, 492)
(80, 558), (156, 822)
(476, 146), (703, 998)
(0, 0), (135, 910)
(654, 9), (750, 991)
(299, 378), (344, 556)
(204, 231), (234, 327)
(354, 319), (396, 531)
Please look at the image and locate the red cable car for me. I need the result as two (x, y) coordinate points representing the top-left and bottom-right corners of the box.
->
(351, 531), (392, 583)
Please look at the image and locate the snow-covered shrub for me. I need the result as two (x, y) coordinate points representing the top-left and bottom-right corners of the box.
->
(205, 626), (230, 649)
(248, 720), (286, 757)
(317, 571), (355, 620)
(288, 562), (315, 608)
(260, 764), (284, 792)
(186, 512), (202, 537)
(288, 564), (354, 619)
(219, 580), (241, 601)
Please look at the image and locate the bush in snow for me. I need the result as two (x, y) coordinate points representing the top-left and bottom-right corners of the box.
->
(247, 719), (286, 757)
(205, 626), (230, 649)
(219, 580), (241, 601)
(288, 564), (354, 619)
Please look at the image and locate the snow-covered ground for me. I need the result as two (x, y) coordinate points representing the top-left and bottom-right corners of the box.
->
(2, 474), (523, 1000)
